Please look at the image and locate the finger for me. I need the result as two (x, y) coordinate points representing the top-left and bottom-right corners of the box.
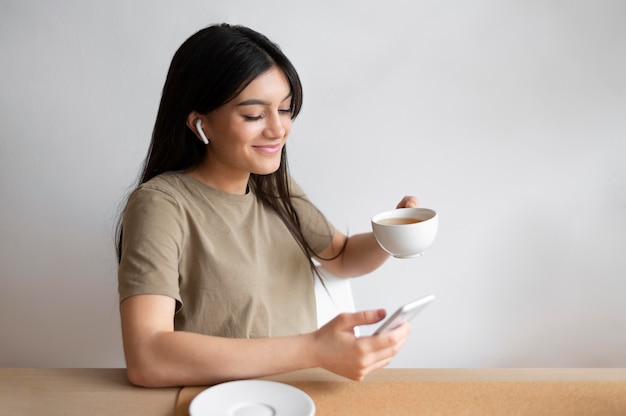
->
(364, 333), (409, 372)
(334, 309), (386, 330)
(346, 326), (410, 381)
(363, 356), (394, 377)
(359, 335), (410, 379)
(369, 323), (411, 350)
(396, 196), (419, 209)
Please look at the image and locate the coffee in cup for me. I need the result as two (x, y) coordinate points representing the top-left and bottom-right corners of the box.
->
(371, 208), (438, 258)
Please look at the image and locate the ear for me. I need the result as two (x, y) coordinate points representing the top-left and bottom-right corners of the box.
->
(186, 112), (209, 144)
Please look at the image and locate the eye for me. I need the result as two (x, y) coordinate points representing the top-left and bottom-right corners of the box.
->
(278, 108), (292, 116)
(242, 114), (264, 121)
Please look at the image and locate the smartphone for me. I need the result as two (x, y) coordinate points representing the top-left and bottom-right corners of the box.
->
(373, 294), (435, 335)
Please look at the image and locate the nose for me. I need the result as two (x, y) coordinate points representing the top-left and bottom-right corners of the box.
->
(263, 111), (288, 139)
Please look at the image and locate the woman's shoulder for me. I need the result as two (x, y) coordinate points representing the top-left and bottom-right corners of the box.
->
(139, 171), (205, 197)
(140, 171), (186, 190)
(128, 171), (191, 206)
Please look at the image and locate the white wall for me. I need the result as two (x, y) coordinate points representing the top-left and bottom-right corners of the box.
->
(1, 0), (625, 368)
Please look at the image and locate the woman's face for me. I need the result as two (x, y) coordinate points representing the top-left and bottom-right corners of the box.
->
(198, 66), (293, 190)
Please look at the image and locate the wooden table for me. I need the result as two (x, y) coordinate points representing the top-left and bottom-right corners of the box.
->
(2, 368), (626, 416)
(0, 368), (179, 416)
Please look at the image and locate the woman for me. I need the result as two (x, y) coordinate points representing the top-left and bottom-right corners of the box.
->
(117, 23), (417, 388)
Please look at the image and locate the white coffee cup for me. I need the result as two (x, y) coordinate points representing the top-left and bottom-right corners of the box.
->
(371, 208), (438, 258)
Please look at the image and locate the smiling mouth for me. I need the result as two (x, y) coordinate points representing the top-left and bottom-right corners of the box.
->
(253, 143), (283, 155)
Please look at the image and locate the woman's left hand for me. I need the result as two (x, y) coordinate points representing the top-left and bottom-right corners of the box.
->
(395, 196), (418, 209)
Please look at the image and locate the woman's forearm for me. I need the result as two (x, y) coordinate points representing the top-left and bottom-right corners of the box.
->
(121, 295), (317, 387)
(319, 231), (390, 278)
(126, 330), (317, 387)
(341, 232), (390, 276)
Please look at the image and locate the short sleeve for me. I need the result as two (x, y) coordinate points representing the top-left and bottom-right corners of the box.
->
(117, 186), (184, 311)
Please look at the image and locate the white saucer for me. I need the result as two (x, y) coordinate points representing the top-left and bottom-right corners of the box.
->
(189, 380), (315, 416)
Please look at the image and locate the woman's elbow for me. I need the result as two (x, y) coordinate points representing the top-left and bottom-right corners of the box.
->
(125, 360), (173, 388)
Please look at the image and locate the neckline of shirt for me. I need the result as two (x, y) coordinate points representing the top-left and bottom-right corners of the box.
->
(177, 171), (255, 204)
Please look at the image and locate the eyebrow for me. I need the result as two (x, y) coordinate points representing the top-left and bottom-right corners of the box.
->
(236, 93), (292, 107)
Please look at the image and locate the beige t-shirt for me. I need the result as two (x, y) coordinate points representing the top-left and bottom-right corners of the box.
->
(118, 172), (335, 338)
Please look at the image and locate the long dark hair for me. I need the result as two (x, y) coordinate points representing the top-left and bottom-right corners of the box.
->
(116, 24), (332, 274)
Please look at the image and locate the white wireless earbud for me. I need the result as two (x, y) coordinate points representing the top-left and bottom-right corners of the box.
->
(195, 119), (209, 145)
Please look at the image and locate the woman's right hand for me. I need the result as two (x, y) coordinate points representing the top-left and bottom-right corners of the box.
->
(309, 310), (410, 380)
